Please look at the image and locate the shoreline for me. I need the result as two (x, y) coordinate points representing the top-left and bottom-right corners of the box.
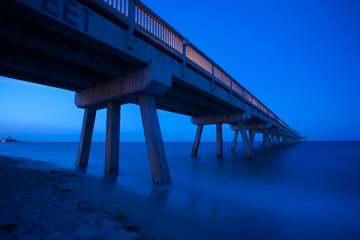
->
(0, 155), (144, 240)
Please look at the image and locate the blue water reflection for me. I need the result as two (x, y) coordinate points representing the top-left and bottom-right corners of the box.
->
(1, 141), (360, 239)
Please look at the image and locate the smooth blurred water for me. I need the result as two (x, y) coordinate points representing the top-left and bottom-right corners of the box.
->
(1, 141), (360, 239)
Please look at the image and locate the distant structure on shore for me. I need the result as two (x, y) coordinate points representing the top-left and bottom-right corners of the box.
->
(1, 137), (19, 143)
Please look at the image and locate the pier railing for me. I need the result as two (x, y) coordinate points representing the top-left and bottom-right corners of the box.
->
(93, 0), (298, 136)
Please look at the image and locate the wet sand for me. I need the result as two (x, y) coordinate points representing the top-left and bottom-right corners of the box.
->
(0, 155), (143, 240)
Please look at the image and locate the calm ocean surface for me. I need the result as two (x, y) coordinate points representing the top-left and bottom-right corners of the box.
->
(1, 141), (360, 239)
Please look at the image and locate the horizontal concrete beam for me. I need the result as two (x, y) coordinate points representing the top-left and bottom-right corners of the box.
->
(0, 39), (98, 91)
(231, 122), (272, 131)
(0, 9), (126, 77)
(245, 123), (272, 130)
(191, 107), (251, 125)
(255, 129), (281, 134)
(75, 60), (171, 108)
(232, 124), (281, 135)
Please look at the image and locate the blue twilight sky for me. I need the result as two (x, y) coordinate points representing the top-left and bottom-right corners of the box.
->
(1, 0), (360, 142)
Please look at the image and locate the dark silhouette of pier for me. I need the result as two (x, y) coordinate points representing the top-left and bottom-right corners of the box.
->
(0, 0), (301, 185)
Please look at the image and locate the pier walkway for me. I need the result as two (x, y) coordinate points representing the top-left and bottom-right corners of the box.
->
(0, 0), (301, 184)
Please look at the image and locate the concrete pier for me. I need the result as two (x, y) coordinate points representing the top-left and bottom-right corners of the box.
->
(76, 108), (97, 169)
(139, 94), (171, 185)
(0, 0), (302, 185)
(105, 102), (120, 174)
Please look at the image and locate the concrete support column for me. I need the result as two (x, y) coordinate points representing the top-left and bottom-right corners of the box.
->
(275, 135), (279, 147)
(282, 136), (287, 146)
(231, 130), (239, 152)
(271, 135), (276, 148)
(264, 132), (273, 151)
(139, 94), (171, 185)
(216, 123), (223, 159)
(249, 130), (253, 149)
(191, 124), (204, 157)
(261, 134), (267, 149)
(276, 135), (281, 147)
(249, 131), (256, 149)
(105, 102), (120, 174)
(238, 123), (254, 158)
(76, 108), (97, 169)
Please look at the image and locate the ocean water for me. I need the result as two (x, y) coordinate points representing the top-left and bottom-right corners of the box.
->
(1, 141), (360, 239)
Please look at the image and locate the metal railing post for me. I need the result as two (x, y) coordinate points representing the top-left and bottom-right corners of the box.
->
(230, 79), (233, 101)
(126, 0), (136, 49)
(182, 38), (188, 77)
(211, 64), (215, 92)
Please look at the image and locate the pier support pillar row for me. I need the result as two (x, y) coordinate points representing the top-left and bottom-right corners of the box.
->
(139, 94), (171, 185)
(239, 123), (254, 158)
(191, 124), (204, 157)
(76, 108), (97, 169)
(105, 102), (120, 174)
(231, 130), (239, 152)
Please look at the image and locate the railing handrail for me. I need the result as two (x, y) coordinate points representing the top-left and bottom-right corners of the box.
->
(132, 0), (186, 40)
(94, 0), (299, 137)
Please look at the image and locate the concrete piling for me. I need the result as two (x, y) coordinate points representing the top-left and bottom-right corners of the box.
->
(105, 102), (121, 174)
(261, 134), (267, 149)
(249, 130), (255, 149)
(276, 135), (281, 147)
(264, 132), (273, 151)
(238, 122), (254, 158)
(231, 130), (239, 152)
(271, 135), (276, 148)
(216, 123), (223, 159)
(191, 124), (204, 157)
(139, 94), (171, 185)
(76, 108), (97, 169)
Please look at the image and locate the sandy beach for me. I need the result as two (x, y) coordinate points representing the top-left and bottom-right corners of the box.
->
(0, 155), (144, 240)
